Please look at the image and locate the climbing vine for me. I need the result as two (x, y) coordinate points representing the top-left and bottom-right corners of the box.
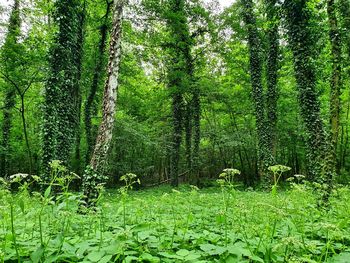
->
(242, 0), (274, 181)
(0, 0), (21, 177)
(282, 0), (332, 188)
(42, 0), (84, 179)
(265, 0), (279, 157)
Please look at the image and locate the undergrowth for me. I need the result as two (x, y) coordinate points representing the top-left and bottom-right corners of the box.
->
(1, 181), (350, 262)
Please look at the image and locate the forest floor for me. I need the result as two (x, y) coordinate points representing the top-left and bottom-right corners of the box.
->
(1, 184), (350, 262)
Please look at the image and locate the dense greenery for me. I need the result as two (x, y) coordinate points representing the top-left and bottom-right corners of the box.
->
(1, 0), (350, 261)
(0, 0), (350, 185)
(2, 175), (350, 262)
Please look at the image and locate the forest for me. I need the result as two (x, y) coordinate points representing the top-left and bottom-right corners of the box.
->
(0, 0), (350, 262)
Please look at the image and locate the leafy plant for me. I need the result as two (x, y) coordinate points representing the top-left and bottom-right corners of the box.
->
(268, 164), (291, 196)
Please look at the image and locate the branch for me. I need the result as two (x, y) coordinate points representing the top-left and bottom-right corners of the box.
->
(0, 71), (20, 92)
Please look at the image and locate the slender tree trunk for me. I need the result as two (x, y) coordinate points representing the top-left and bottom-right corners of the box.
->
(184, 102), (192, 175)
(170, 93), (183, 187)
(83, 0), (124, 204)
(265, 0), (279, 158)
(84, 1), (112, 163)
(90, 0), (123, 171)
(20, 95), (33, 174)
(192, 88), (200, 183)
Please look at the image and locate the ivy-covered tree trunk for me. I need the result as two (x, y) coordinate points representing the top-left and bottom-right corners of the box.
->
(42, 0), (83, 178)
(282, 0), (331, 183)
(0, 0), (21, 178)
(73, 1), (87, 176)
(184, 102), (192, 173)
(265, 0), (279, 157)
(339, 0), (350, 172)
(82, 0), (123, 204)
(84, 1), (112, 164)
(327, 0), (342, 174)
(242, 0), (273, 181)
(192, 85), (200, 182)
(166, 0), (194, 186)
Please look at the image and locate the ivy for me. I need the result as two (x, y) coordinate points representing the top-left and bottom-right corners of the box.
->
(42, 0), (84, 181)
(282, 0), (333, 193)
(0, 0), (21, 178)
(241, 0), (274, 182)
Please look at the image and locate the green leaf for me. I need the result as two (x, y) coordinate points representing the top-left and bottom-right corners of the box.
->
(31, 245), (44, 263)
(99, 255), (113, 263)
(125, 255), (138, 263)
(328, 252), (350, 263)
(176, 249), (190, 257)
(44, 185), (51, 199)
(18, 199), (24, 213)
(86, 251), (105, 262)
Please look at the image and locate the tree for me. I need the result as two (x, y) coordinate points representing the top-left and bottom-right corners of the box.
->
(165, 0), (194, 186)
(265, 0), (279, 157)
(327, 0), (342, 174)
(282, 0), (331, 184)
(242, 0), (274, 181)
(84, 0), (113, 163)
(0, 0), (21, 177)
(82, 0), (124, 204)
(42, 0), (85, 178)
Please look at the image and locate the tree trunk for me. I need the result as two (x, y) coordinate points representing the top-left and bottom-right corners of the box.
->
(0, 0), (21, 177)
(83, 0), (124, 204)
(265, 0), (279, 158)
(42, 0), (84, 179)
(242, 0), (273, 182)
(192, 87), (200, 183)
(167, 0), (193, 187)
(73, 1), (87, 176)
(283, 0), (332, 190)
(327, 0), (342, 175)
(84, 1), (113, 163)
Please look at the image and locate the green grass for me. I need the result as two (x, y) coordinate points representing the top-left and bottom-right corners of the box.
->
(1, 184), (350, 262)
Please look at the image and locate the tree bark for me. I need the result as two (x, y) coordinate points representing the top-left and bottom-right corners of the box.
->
(90, 0), (123, 173)
(84, 0), (113, 163)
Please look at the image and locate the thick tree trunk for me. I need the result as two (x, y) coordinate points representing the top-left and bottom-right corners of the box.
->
(167, 0), (193, 187)
(42, 0), (83, 179)
(283, 0), (332, 188)
(242, 0), (273, 181)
